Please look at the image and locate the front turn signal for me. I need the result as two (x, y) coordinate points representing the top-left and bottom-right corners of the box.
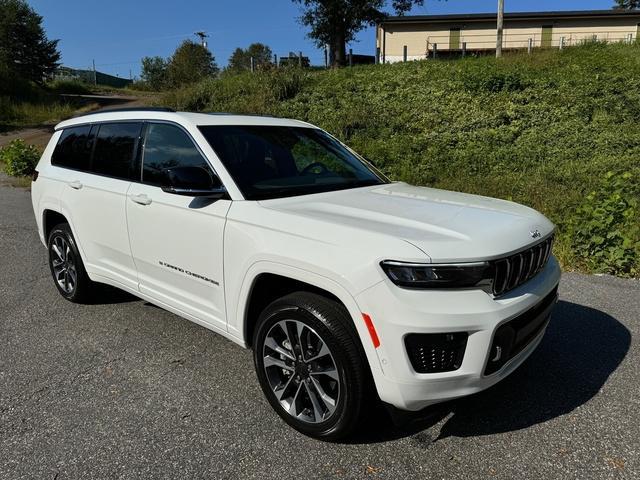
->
(362, 313), (380, 348)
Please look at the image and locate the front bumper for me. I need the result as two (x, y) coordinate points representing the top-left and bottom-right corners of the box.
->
(355, 256), (561, 411)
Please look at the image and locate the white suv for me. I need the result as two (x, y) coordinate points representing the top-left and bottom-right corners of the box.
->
(31, 108), (560, 439)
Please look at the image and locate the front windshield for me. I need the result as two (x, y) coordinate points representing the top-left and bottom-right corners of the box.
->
(198, 125), (387, 200)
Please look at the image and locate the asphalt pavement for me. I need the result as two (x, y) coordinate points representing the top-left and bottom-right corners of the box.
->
(1, 180), (638, 479)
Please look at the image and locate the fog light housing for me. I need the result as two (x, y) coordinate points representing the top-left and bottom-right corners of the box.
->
(404, 332), (468, 373)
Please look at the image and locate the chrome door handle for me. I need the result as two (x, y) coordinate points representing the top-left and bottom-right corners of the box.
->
(130, 194), (152, 206)
(68, 180), (83, 190)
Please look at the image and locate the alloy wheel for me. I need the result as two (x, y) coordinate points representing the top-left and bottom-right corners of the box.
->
(262, 319), (340, 424)
(50, 235), (77, 294)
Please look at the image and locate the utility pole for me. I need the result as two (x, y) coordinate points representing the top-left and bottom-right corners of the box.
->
(496, 0), (504, 58)
(92, 59), (97, 85)
(194, 31), (209, 48)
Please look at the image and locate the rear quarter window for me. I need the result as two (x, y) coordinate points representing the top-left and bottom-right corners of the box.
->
(51, 126), (95, 170)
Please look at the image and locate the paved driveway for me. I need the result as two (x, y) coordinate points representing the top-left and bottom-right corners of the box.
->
(1, 182), (638, 479)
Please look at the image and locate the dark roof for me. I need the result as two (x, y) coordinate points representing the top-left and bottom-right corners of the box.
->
(381, 9), (640, 24)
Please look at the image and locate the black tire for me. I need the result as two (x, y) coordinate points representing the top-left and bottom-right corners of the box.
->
(253, 291), (369, 440)
(47, 223), (94, 303)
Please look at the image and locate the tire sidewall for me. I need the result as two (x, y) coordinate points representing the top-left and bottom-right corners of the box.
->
(253, 301), (362, 440)
(47, 224), (84, 301)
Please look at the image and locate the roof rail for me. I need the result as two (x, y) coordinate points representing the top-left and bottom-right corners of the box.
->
(206, 112), (278, 118)
(73, 106), (176, 118)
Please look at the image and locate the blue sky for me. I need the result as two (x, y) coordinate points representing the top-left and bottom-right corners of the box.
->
(30, 0), (614, 78)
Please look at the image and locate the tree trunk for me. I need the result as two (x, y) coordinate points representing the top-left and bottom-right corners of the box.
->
(331, 30), (347, 67)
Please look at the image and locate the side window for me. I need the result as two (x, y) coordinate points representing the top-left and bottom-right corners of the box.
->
(51, 125), (95, 170)
(91, 122), (142, 180)
(142, 123), (211, 186)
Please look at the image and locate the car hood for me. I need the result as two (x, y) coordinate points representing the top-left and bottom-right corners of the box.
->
(260, 182), (555, 263)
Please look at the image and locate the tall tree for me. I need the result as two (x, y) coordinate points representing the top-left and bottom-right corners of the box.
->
(140, 56), (168, 90)
(227, 43), (274, 73)
(166, 40), (219, 87)
(614, 0), (640, 8)
(0, 0), (60, 83)
(292, 0), (424, 66)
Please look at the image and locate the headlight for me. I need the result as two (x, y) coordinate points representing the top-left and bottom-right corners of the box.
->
(380, 261), (494, 291)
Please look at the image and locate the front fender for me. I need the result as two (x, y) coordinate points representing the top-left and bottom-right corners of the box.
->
(230, 260), (386, 376)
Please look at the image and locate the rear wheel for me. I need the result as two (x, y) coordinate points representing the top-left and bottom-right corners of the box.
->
(47, 223), (94, 303)
(253, 292), (369, 440)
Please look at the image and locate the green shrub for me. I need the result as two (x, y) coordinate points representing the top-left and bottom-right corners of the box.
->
(46, 79), (92, 95)
(570, 171), (639, 277)
(0, 139), (41, 176)
(0, 65), (43, 99)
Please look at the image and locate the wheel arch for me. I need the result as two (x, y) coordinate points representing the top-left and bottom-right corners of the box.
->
(236, 262), (384, 375)
(43, 209), (68, 241)
(41, 207), (89, 264)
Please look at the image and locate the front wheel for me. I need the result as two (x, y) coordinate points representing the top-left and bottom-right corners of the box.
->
(253, 292), (369, 440)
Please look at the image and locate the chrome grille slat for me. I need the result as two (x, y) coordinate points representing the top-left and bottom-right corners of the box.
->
(506, 255), (520, 291)
(543, 238), (553, 265)
(531, 245), (541, 275)
(522, 250), (533, 281)
(501, 259), (511, 295)
(536, 244), (545, 272)
(516, 253), (525, 285)
(508, 254), (524, 290)
(491, 236), (554, 296)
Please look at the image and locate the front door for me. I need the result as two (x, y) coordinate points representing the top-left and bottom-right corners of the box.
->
(126, 122), (231, 331)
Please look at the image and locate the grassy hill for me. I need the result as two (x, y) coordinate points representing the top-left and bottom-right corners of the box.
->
(163, 43), (640, 277)
(0, 64), (95, 131)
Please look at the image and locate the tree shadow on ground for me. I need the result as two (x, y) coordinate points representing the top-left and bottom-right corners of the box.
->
(349, 300), (631, 444)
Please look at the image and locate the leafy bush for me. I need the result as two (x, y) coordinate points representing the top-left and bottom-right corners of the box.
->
(570, 171), (639, 276)
(46, 79), (92, 95)
(0, 139), (40, 176)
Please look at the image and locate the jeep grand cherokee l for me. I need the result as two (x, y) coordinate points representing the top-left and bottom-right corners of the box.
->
(31, 108), (561, 440)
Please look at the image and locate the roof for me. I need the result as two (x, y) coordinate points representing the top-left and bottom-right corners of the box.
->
(380, 9), (640, 25)
(55, 110), (314, 131)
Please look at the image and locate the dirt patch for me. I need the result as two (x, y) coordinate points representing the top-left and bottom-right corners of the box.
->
(0, 95), (148, 149)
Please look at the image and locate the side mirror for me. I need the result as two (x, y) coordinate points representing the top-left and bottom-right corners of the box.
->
(161, 166), (226, 198)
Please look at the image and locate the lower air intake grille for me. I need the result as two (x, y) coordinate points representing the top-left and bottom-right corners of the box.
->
(484, 285), (558, 375)
(405, 332), (468, 374)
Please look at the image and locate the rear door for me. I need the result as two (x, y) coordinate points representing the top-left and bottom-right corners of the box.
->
(57, 122), (142, 290)
(125, 122), (231, 331)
